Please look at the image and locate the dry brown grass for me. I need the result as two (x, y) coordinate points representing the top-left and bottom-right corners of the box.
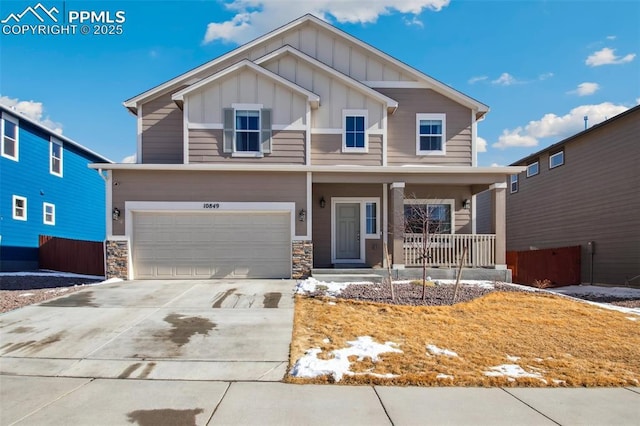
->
(286, 291), (640, 387)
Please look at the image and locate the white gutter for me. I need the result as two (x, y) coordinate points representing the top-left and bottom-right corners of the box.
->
(89, 163), (525, 175)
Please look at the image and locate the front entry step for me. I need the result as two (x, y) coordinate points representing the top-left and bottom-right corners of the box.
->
(311, 268), (385, 283)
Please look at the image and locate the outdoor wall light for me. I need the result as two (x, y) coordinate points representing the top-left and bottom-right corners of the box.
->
(319, 196), (326, 208)
(298, 209), (306, 222)
(462, 199), (471, 210)
(112, 207), (121, 221)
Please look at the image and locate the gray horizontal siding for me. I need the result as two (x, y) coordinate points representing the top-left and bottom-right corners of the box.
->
(141, 92), (184, 164)
(376, 88), (472, 166)
(311, 133), (383, 166)
(111, 170), (308, 237)
(189, 130), (305, 164)
(506, 109), (640, 285)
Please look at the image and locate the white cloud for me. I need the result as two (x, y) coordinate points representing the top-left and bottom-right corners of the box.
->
(538, 72), (554, 81)
(492, 73), (518, 86)
(0, 95), (63, 134)
(568, 82), (600, 96)
(492, 102), (630, 149)
(121, 154), (137, 163)
(606, 35), (616, 40)
(476, 136), (487, 152)
(403, 15), (424, 27)
(468, 75), (488, 84)
(490, 163), (504, 167)
(636, 97), (640, 105)
(586, 47), (636, 66)
(202, 0), (450, 44)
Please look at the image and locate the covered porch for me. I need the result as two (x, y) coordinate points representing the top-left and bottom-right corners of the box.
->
(310, 167), (517, 273)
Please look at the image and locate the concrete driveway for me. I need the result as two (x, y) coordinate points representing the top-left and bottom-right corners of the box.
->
(0, 279), (295, 381)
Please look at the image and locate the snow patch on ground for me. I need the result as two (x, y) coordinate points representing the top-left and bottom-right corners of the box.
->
(18, 293), (35, 297)
(0, 270), (105, 280)
(506, 355), (521, 362)
(295, 277), (371, 296)
(436, 373), (454, 380)
(546, 285), (640, 316)
(484, 364), (547, 383)
(290, 336), (402, 382)
(426, 344), (459, 358)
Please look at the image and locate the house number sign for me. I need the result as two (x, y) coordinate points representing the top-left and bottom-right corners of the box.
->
(203, 203), (221, 209)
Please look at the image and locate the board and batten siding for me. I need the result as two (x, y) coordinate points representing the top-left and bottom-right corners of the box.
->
(141, 92), (184, 164)
(186, 68), (308, 128)
(311, 133), (382, 166)
(376, 88), (472, 166)
(111, 170), (308, 237)
(189, 129), (305, 164)
(245, 21), (415, 83)
(261, 54), (385, 130)
(506, 108), (640, 286)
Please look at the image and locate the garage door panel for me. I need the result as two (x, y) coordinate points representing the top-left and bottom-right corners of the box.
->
(132, 212), (291, 279)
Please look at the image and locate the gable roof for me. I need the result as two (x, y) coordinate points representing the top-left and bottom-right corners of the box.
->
(171, 59), (321, 109)
(511, 104), (640, 166)
(124, 14), (488, 119)
(254, 45), (398, 113)
(0, 104), (112, 163)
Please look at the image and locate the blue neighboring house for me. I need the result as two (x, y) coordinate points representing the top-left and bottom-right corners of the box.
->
(0, 104), (111, 271)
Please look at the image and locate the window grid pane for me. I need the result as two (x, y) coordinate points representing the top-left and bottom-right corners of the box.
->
(235, 110), (260, 152)
(345, 115), (365, 148)
(404, 203), (451, 234)
(366, 202), (377, 234)
(419, 119), (443, 151)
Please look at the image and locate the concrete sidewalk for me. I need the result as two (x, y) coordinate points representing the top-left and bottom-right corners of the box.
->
(1, 376), (639, 425)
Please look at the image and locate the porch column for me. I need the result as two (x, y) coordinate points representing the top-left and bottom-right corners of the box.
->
(390, 182), (405, 269)
(490, 182), (507, 269)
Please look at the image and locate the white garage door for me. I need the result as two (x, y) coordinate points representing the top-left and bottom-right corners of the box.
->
(132, 212), (291, 279)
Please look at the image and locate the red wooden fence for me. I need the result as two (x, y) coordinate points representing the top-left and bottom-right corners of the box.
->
(39, 235), (105, 276)
(507, 246), (581, 288)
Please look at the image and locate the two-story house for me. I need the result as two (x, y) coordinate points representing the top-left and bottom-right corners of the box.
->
(92, 14), (523, 281)
(1, 104), (111, 271)
(504, 105), (640, 286)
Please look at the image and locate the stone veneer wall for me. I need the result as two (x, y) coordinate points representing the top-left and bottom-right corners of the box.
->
(292, 240), (313, 279)
(106, 240), (129, 280)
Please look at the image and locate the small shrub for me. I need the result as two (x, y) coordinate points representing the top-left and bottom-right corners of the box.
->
(532, 279), (552, 289)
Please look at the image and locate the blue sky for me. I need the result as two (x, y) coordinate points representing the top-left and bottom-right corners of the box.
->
(1, 0), (638, 166)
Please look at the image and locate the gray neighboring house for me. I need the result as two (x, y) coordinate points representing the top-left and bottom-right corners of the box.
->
(478, 105), (640, 286)
(91, 14), (523, 281)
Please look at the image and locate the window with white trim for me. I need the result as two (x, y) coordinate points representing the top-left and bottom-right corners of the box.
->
(223, 105), (272, 157)
(404, 199), (454, 234)
(342, 110), (368, 152)
(526, 161), (539, 177)
(2, 113), (19, 161)
(549, 150), (564, 169)
(50, 137), (63, 176)
(43, 202), (55, 225)
(365, 202), (378, 237)
(416, 113), (446, 155)
(510, 174), (519, 193)
(13, 195), (27, 221)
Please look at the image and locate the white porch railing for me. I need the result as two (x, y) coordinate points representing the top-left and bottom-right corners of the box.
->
(404, 234), (496, 267)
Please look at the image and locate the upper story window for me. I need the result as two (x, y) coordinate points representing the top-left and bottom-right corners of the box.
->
(223, 105), (272, 157)
(342, 110), (368, 153)
(510, 174), (519, 193)
(549, 150), (564, 169)
(13, 195), (27, 221)
(526, 161), (539, 177)
(50, 137), (63, 177)
(1, 112), (19, 161)
(43, 202), (55, 225)
(416, 113), (446, 155)
(404, 199), (454, 234)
